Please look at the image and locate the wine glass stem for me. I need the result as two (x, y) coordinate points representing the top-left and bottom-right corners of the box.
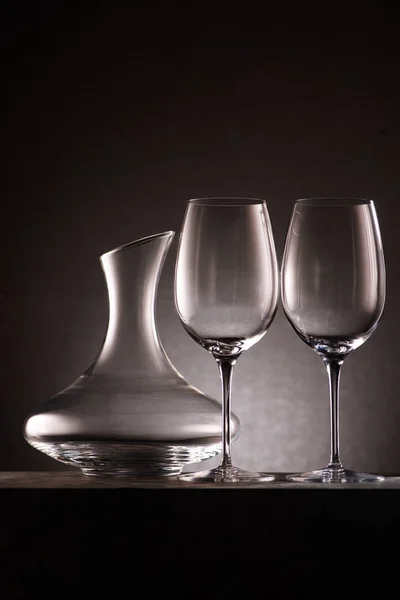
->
(216, 357), (237, 468)
(324, 358), (344, 469)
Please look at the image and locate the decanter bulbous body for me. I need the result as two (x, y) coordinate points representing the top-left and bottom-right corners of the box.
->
(24, 232), (240, 476)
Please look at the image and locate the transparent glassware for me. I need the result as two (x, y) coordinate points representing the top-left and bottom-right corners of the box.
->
(24, 231), (240, 477)
(281, 198), (386, 483)
(175, 198), (279, 483)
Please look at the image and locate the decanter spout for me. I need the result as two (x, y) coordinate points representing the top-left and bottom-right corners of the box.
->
(93, 231), (175, 375)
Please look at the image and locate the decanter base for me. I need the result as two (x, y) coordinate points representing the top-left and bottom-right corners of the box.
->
(27, 439), (222, 477)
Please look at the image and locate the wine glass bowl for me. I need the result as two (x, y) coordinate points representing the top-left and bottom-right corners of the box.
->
(175, 198), (279, 483)
(281, 198), (386, 483)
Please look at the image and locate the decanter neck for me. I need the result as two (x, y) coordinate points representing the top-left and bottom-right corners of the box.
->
(92, 232), (175, 374)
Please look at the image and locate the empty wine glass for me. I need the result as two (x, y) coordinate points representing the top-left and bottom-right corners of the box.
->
(281, 198), (386, 483)
(174, 198), (279, 483)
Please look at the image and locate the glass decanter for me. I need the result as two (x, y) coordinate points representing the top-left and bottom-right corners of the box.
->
(24, 231), (240, 476)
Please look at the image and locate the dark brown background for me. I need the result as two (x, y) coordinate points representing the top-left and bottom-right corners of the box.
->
(4, 4), (400, 474)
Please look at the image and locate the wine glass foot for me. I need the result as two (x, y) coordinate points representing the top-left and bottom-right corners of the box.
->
(286, 466), (384, 484)
(179, 465), (275, 484)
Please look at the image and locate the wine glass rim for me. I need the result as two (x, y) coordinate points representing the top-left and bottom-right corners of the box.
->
(100, 231), (175, 259)
(295, 197), (373, 206)
(188, 197), (267, 206)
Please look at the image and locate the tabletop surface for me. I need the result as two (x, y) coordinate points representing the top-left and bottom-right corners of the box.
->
(1, 470), (399, 489)
(1, 472), (398, 598)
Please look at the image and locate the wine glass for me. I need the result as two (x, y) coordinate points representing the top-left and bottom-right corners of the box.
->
(281, 198), (386, 483)
(174, 198), (279, 483)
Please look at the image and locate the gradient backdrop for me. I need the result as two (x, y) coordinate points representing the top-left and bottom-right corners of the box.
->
(4, 5), (400, 473)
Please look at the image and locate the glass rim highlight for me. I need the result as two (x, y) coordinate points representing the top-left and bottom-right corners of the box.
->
(295, 197), (373, 207)
(188, 197), (267, 207)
